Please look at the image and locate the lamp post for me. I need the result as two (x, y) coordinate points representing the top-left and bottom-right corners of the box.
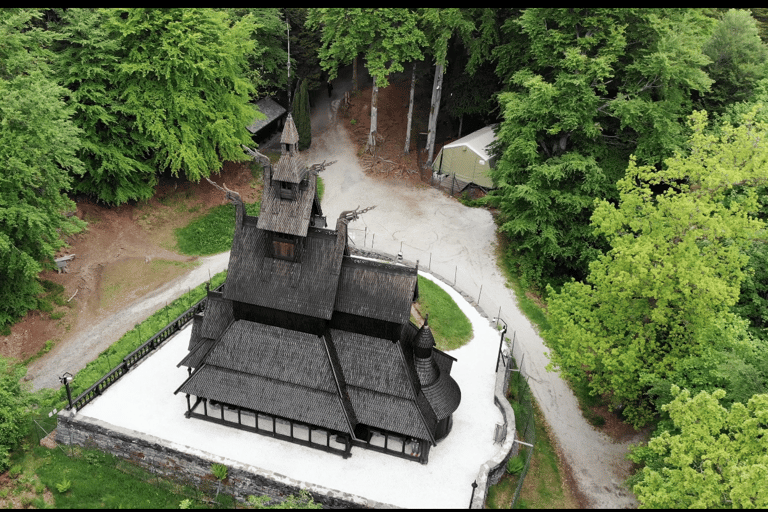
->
(59, 372), (74, 410)
(494, 317), (508, 372)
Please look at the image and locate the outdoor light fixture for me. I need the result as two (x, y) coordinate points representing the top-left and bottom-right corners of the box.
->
(59, 372), (74, 411)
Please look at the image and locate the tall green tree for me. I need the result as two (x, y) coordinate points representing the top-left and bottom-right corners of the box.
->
(107, 8), (258, 182)
(293, 78), (312, 150)
(0, 8), (85, 331)
(545, 110), (767, 427)
(700, 9), (768, 115)
(629, 387), (768, 508)
(420, 8), (475, 166)
(55, 8), (156, 204)
(222, 8), (289, 97)
(489, 8), (714, 289)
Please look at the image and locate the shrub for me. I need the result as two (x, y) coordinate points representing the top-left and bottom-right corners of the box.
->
(210, 463), (227, 481)
(506, 454), (525, 475)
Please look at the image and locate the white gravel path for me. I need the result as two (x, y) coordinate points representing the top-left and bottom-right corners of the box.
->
(78, 270), (503, 509)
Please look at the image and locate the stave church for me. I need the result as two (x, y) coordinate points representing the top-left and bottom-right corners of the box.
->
(175, 114), (461, 464)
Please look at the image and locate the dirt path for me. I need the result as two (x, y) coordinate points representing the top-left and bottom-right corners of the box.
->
(11, 163), (259, 390)
(310, 64), (645, 508)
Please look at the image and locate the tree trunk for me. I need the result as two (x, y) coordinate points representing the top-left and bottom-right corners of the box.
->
(368, 78), (378, 152)
(352, 54), (358, 93)
(425, 62), (444, 168)
(404, 62), (416, 155)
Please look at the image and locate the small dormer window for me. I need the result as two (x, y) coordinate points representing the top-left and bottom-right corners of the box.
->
(280, 180), (294, 200)
(272, 234), (296, 261)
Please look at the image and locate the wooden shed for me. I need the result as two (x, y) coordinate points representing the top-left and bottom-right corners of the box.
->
(432, 124), (498, 190)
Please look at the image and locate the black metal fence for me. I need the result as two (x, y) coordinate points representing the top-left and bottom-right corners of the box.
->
(67, 283), (223, 412)
(508, 336), (536, 509)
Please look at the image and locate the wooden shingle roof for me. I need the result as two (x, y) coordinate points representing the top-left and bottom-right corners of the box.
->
(176, 320), (354, 434)
(280, 113), (300, 145)
(334, 257), (417, 324)
(224, 223), (346, 320)
(246, 98), (286, 135)
(331, 328), (437, 442)
(256, 174), (316, 236)
(272, 151), (306, 183)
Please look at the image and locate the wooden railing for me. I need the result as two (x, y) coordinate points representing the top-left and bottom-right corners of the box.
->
(68, 283), (224, 412)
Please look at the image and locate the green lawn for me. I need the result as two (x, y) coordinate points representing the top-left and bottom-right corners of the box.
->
(415, 275), (473, 351)
(175, 201), (260, 256)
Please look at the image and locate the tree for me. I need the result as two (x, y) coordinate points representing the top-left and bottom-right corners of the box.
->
(0, 357), (31, 471)
(488, 9), (715, 289)
(307, 8), (426, 152)
(293, 78), (312, 150)
(700, 9), (768, 114)
(107, 8), (258, 182)
(420, 8), (475, 167)
(222, 9), (289, 98)
(0, 8), (85, 331)
(629, 387), (768, 508)
(545, 110), (767, 427)
(54, 8), (157, 204)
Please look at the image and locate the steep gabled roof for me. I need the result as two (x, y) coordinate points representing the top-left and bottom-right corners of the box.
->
(257, 174), (317, 237)
(224, 222), (346, 320)
(272, 151), (307, 183)
(331, 328), (437, 442)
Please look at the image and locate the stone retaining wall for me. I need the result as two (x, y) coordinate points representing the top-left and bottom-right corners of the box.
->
(55, 412), (381, 508)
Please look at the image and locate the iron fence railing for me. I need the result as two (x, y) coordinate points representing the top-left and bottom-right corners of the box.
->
(68, 283), (223, 412)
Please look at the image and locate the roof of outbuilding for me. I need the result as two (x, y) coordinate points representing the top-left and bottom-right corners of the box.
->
(246, 98), (287, 135)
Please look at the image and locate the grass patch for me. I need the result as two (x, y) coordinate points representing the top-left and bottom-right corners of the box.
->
(514, 403), (579, 509)
(99, 259), (199, 310)
(31, 446), (201, 509)
(175, 201), (260, 256)
(487, 363), (578, 509)
(317, 176), (325, 202)
(416, 275), (472, 351)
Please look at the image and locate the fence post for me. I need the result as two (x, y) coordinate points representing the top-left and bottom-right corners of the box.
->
(496, 306), (501, 329)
